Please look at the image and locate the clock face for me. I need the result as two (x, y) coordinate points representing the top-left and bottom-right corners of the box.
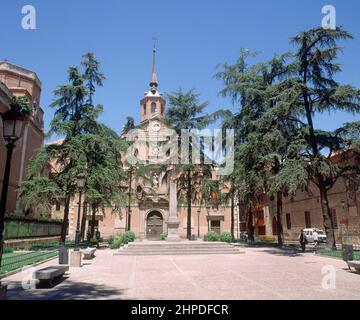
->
(151, 121), (161, 132)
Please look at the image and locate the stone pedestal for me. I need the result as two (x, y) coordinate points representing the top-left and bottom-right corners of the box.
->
(59, 244), (69, 265)
(167, 180), (181, 241)
(167, 219), (181, 242)
(70, 250), (82, 268)
(0, 284), (7, 300)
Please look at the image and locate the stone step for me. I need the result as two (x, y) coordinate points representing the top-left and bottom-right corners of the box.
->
(120, 248), (239, 252)
(127, 242), (234, 247)
(115, 242), (241, 256)
(126, 245), (234, 249)
(115, 250), (241, 256)
(124, 247), (236, 251)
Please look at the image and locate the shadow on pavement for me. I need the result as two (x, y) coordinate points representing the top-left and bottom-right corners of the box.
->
(260, 248), (305, 257)
(5, 280), (127, 300)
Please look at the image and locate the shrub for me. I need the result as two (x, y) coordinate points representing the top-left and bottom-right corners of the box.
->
(108, 235), (115, 245)
(109, 231), (136, 249)
(109, 235), (123, 249)
(220, 232), (233, 243)
(205, 231), (220, 242)
(160, 233), (167, 241)
(3, 246), (14, 254)
(122, 231), (136, 244)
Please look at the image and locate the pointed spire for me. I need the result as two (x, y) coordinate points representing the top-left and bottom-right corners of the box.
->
(150, 45), (158, 92)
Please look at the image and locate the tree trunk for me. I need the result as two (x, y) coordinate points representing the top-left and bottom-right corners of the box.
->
(187, 171), (192, 240)
(276, 191), (284, 246)
(247, 206), (254, 241)
(60, 193), (71, 245)
(238, 194), (243, 233)
(317, 175), (336, 250)
(127, 167), (132, 231)
(230, 193), (235, 240)
(80, 202), (87, 240)
(301, 72), (336, 250)
(91, 204), (97, 239)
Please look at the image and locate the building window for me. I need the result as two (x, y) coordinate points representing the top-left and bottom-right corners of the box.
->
(151, 102), (157, 113)
(286, 213), (291, 230)
(330, 209), (338, 229)
(143, 104), (146, 115)
(305, 211), (311, 228)
(55, 201), (61, 211)
(161, 104), (164, 114)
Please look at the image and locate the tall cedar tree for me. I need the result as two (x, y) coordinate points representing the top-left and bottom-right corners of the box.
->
(164, 89), (215, 240)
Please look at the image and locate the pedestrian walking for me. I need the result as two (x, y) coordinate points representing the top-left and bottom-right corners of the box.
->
(299, 230), (307, 252)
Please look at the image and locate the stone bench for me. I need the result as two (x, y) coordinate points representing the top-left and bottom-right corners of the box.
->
(82, 248), (96, 260)
(347, 261), (360, 274)
(34, 265), (69, 288)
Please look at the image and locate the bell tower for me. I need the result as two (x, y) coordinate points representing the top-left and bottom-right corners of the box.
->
(140, 47), (165, 123)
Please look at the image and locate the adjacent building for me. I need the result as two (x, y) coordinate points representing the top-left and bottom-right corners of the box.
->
(0, 61), (45, 215)
(266, 151), (360, 245)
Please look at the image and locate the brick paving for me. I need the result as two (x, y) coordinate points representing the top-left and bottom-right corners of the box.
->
(3, 247), (360, 300)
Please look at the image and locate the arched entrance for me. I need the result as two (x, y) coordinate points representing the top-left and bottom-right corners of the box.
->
(146, 211), (163, 240)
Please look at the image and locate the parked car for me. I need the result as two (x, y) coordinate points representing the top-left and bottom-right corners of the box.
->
(301, 228), (327, 243)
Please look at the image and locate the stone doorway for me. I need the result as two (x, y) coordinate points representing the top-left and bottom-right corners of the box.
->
(146, 211), (163, 240)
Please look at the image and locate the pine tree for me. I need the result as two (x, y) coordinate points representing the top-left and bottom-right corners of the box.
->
(281, 27), (360, 249)
(164, 88), (215, 239)
(20, 53), (126, 246)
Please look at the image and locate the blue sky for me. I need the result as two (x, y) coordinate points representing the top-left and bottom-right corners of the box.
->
(0, 0), (359, 139)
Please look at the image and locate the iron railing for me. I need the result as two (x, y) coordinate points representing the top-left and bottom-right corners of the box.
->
(0, 250), (58, 276)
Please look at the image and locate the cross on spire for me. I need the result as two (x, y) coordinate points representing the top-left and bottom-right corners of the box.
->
(150, 36), (158, 92)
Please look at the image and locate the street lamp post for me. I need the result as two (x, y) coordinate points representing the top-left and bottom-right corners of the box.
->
(74, 173), (86, 251)
(197, 208), (201, 238)
(0, 107), (25, 290)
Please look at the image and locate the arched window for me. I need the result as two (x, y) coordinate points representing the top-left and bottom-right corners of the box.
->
(143, 104), (146, 115)
(151, 102), (157, 113)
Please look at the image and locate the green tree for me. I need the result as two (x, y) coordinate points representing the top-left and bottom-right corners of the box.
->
(20, 53), (127, 246)
(216, 49), (273, 242)
(121, 117), (136, 135)
(279, 27), (360, 249)
(164, 88), (215, 239)
(80, 125), (126, 239)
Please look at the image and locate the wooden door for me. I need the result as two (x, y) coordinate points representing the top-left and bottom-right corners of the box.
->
(147, 212), (163, 240)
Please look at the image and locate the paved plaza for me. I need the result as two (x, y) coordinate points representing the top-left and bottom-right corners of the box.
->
(3, 247), (360, 300)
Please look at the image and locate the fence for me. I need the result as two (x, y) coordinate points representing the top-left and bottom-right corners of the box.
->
(4, 216), (63, 239)
(0, 250), (58, 276)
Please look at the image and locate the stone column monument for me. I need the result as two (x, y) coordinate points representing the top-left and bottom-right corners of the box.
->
(167, 170), (181, 241)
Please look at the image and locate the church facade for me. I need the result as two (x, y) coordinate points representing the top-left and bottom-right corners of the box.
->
(52, 49), (239, 241)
